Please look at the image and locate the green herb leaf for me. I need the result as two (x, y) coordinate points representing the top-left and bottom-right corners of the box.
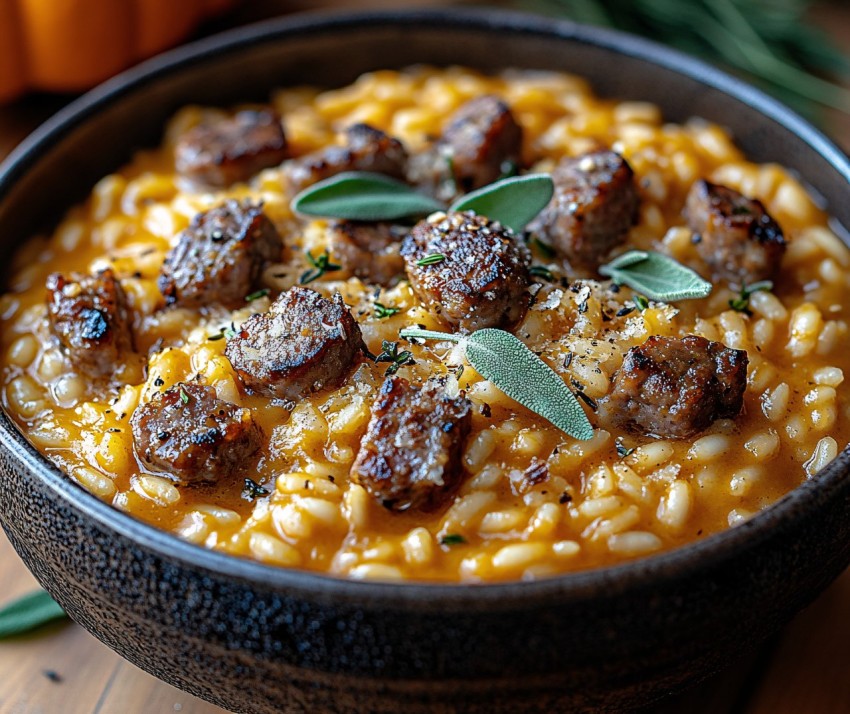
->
(374, 301), (401, 319)
(245, 288), (270, 302)
(440, 533), (467, 546)
(243, 478), (269, 500)
(300, 250), (342, 285)
(0, 590), (67, 639)
(291, 171), (443, 221)
(530, 265), (555, 282)
(399, 327), (593, 441)
(450, 174), (554, 233)
(599, 250), (712, 302)
(374, 340), (415, 376)
(179, 387), (190, 405)
(729, 280), (773, 313)
(416, 253), (446, 267)
(632, 294), (650, 312)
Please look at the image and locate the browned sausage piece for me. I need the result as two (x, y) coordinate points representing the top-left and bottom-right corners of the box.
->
(285, 123), (408, 195)
(174, 109), (288, 189)
(327, 221), (407, 286)
(351, 375), (472, 511)
(407, 95), (522, 202)
(224, 286), (363, 401)
(46, 268), (135, 378)
(131, 382), (262, 485)
(528, 150), (640, 269)
(684, 179), (786, 284)
(598, 335), (748, 439)
(400, 211), (531, 333)
(159, 199), (283, 309)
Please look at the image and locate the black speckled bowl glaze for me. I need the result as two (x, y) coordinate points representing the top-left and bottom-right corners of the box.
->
(1, 10), (850, 714)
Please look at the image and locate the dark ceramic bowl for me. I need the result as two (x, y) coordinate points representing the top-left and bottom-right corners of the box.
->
(1, 9), (849, 714)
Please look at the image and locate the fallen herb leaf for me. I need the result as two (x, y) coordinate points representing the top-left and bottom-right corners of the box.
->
(0, 590), (67, 639)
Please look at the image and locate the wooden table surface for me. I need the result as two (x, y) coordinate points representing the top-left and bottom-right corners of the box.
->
(1, 2), (849, 713)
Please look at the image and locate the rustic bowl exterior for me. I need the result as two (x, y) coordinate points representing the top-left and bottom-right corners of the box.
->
(1, 11), (849, 714)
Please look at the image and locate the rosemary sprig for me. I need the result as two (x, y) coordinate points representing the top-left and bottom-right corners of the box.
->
(521, 0), (850, 117)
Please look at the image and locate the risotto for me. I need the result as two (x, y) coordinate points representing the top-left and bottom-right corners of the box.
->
(1, 67), (848, 582)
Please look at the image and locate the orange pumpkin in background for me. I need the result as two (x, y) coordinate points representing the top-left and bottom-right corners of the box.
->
(0, 0), (237, 102)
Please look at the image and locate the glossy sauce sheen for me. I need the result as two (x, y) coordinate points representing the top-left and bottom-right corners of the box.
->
(1, 68), (849, 582)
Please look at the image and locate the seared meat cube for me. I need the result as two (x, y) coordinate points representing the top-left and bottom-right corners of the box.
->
(684, 179), (786, 284)
(285, 123), (408, 195)
(327, 221), (406, 286)
(174, 109), (288, 188)
(159, 199), (283, 308)
(351, 376), (472, 512)
(225, 286), (363, 401)
(528, 150), (640, 268)
(599, 335), (748, 439)
(131, 382), (262, 485)
(407, 95), (522, 202)
(46, 268), (135, 378)
(401, 211), (531, 333)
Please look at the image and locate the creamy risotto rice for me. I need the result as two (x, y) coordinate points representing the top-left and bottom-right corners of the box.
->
(1, 67), (848, 582)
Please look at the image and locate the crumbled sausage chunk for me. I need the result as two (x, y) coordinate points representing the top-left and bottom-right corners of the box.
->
(407, 95), (522, 202)
(351, 376), (472, 511)
(174, 109), (288, 188)
(401, 211), (531, 332)
(528, 150), (640, 268)
(131, 382), (262, 485)
(224, 286), (363, 401)
(684, 179), (786, 283)
(285, 123), (408, 195)
(159, 199), (283, 308)
(599, 335), (748, 439)
(327, 221), (406, 286)
(45, 268), (135, 377)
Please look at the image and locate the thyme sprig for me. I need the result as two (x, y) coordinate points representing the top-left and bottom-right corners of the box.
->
(300, 250), (341, 285)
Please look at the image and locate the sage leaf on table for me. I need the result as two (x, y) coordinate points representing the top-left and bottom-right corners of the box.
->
(450, 174), (555, 233)
(599, 250), (712, 302)
(291, 172), (443, 221)
(0, 589), (67, 639)
(399, 327), (594, 441)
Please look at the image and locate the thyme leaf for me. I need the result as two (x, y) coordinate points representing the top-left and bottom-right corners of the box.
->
(374, 340), (415, 376)
(416, 253), (446, 267)
(300, 250), (341, 285)
(729, 280), (773, 313)
(374, 301), (402, 319)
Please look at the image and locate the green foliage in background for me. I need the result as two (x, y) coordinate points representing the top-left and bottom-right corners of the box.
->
(522, 0), (850, 120)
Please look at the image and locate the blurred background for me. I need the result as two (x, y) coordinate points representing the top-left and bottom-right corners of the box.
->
(0, 0), (848, 156)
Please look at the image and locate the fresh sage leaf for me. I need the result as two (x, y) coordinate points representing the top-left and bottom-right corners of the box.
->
(599, 250), (712, 302)
(399, 327), (594, 441)
(0, 589), (67, 639)
(291, 171), (443, 221)
(450, 174), (554, 233)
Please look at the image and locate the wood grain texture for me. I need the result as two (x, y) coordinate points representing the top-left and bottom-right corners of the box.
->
(0, 1), (848, 712)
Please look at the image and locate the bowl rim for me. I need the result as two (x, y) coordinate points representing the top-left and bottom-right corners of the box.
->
(2, 7), (849, 605)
